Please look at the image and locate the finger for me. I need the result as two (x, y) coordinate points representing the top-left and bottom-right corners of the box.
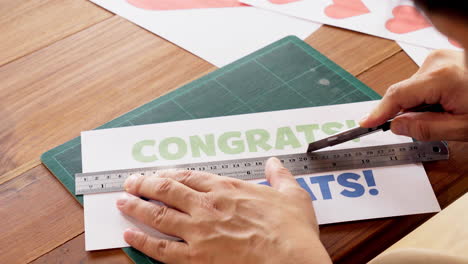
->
(265, 157), (301, 195)
(117, 193), (191, 238)
(391, 112), (468, 141)
(124, 228), (189, 264)
(124, 174), (201, 214)
(359, 75), (448, 128)
(157, 170), (218, 192)
(416, 50), (465, 75)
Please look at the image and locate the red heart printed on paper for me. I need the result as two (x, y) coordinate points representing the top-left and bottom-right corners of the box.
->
(325, 0), (370, 19)
(386, 5), (432, 34)
(268, 0), (302, 4)
(126, 0), (247, 10)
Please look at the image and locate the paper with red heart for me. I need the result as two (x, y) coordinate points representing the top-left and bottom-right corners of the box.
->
(88, 0), (321, 67)
(127, 0), (247, 10)
(325, 0), (370, 19)
(241, 0), (460, 51)
(385, 5), (432, 34)
(127, 0), (303, 10)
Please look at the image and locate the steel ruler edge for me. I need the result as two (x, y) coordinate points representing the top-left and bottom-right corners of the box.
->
(75, 141), (449, 195)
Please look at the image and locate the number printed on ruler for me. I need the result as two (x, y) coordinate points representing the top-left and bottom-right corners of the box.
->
(75, 141), (449, 195)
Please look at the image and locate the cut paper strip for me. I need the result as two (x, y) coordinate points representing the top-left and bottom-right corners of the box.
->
(126, 0), (246, 10)
(325, 0), (370, 19)
(386, 5), (432, 34)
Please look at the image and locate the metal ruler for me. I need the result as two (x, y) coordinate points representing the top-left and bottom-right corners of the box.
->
(75, 141), (449, 195)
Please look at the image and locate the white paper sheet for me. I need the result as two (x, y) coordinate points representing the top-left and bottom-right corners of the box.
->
(241, 0), (461, 51)
(398, 42), (432, 67)
(89, 0), (321, 67)
(82, 101), (440, 250)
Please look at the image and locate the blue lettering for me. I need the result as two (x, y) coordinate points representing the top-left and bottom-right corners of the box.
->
(258, 181), (270, 186)
(296, 178), (317, 201)
(310, 175), (335, 200)
(363, 170), (379, 195)
(337, 172), (365, 198)
(258, 170), (378, 200)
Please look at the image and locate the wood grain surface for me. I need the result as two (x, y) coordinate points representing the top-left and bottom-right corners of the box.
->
(0, 0), (111, 66)
(0, 1), (466, 264)
(0, 16), (214, 179)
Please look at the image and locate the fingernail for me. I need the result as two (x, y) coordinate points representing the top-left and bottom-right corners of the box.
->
(116, 193), (130, 208)
(116, 198), (127, 208)
(124, 174), (139, 191)
(269, 157), (284, 168)
(124, 228), (140, 243)
(359, 113), (370, 125)
(392, 121), (409, 136)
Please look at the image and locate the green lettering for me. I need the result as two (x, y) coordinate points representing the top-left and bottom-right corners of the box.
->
(190, 134), (216, 157)
(245, 129), (272, 152)
(132, 140), (157, 163)
(322, 122), (344, 135)
(218, 131), (245, 154)
(296, 124), (320, 143)
(159, 137), (187, 160)
(275, 126), (301, 149)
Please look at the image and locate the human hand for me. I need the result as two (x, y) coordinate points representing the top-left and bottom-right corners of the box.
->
(360, 50), (468, 141)
(116, 157), (332, 264)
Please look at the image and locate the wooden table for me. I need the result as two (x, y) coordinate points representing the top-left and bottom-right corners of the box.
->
(0, 1), (466, 263)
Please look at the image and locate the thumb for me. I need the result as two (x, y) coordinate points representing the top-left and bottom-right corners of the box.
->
(265, 157), (300, 194)
(391, 112), (468, 141)
(360, 74), (450, 128)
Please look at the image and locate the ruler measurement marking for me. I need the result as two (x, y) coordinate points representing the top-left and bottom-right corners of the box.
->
(75, 142), (449, 195)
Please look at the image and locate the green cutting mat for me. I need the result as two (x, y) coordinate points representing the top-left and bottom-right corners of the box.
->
(41, 36), (380, 263)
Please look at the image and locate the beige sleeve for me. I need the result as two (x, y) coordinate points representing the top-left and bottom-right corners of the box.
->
(369, 248), (468, 264)
(369, 193), (468, 264)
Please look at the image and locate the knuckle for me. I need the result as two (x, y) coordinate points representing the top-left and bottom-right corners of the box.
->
(275, 167), (293, 178)
(199, 194), (218, 212)
(188, 248), (205, 263)
(247, 233), (267, 248)
(294, 187), (312, 202)
(385, 83), (403, 99)
(427, 49), (447, 60)
(412, 120), (432, 141)
(429, 64), (460, 80)
(461, 126), (468, 141)
(124, 198), (138, 212)
(461, 119), (468, 133)
(131, 174), (146, 194)
(149, 205), (168, 228)
(217, 177), (242, 189)
(153, 239), (168, 259)
(133, 232), (149, 248)
(182, 189), (196, 201)
(154, 178), (173, 195)
(450, 116), (468, 140)
(178, 170), (195, 184)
